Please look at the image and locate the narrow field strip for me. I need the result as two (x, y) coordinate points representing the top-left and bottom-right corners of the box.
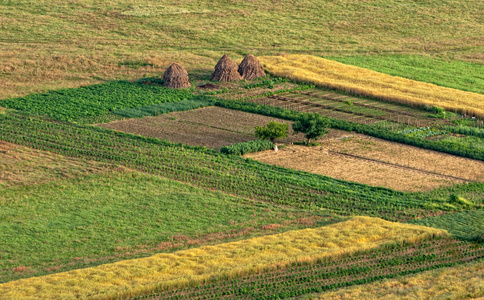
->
(0, 141), (114, 188)
(0, 217), (445, 299)
(310, 260), (484, 300)
(409, 210), (484, 241)
(136, 236), (483, 300)
(259, 55), (484, 118)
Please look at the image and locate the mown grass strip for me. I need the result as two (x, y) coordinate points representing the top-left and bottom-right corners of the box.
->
(258, 55), (484, 118)
(0, 217), (446, 299)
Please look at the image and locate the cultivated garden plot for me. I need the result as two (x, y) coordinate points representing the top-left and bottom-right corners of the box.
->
(100, 106), (305, 149)
(246, 129), (484, 192)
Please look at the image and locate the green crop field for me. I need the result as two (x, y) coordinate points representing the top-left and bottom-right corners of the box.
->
(1, 0), (483, 299)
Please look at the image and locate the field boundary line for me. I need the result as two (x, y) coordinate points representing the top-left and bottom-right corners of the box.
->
(328, 150), (473, 183)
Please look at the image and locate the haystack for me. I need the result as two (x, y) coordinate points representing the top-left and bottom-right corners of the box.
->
(211, 54), (241, 82)
(238, 54), (265, 80)
(162, 63), (191, 89)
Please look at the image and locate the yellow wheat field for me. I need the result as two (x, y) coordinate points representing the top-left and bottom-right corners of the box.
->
(0, 217), (446, 300)
(259, 55), (484, 118)
(312, 260), (484, 300)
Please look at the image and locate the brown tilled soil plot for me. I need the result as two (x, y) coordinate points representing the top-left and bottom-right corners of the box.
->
(0, 141), (114, 188)
(246, 130), (484, 192)
(99, 107), (305, 149)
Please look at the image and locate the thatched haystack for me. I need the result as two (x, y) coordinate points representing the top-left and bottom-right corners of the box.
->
(211, 54), (241, 82)
(238, 54), (265, 80)
(162, 63), (191, 89)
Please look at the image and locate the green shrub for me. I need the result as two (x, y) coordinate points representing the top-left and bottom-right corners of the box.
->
(255, 121), (288, 143)
(292, 114), (330, 144)
(449, 194), (474, 208)
(220, 140), (275, 155)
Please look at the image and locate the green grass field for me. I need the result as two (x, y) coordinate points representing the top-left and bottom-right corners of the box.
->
(330, 55), (484, 95)
(0, 170), (338, 283)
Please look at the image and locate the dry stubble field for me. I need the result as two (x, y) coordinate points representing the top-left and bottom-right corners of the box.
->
(246, 130), (484, 192)
(100, 106), (305, 149)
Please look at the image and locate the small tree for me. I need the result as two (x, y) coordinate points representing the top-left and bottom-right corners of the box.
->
(292, 114), (329, 145)
(255, 121), (288, 152)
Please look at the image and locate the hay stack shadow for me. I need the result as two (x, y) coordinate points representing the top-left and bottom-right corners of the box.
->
(238, 54), (265, 80)
(163, 63), (191, 89)
(211, 54), (242, 82)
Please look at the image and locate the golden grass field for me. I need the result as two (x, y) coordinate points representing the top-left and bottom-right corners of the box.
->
(0, 217), (445, 299)
(1, 0), (483, 99)
(259, 55), (484, 118)
(309, 260), (484, 300)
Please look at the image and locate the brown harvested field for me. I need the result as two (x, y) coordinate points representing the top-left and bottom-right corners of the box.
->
(99, 106), (305, 149)
(246, 129), (484, 192)
(0, 141), (115, 188)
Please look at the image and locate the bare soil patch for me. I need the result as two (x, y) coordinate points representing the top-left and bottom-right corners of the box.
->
(99, 106), (305, 149)
(246, 129), (484, 192)
(0, 141), (114, 188)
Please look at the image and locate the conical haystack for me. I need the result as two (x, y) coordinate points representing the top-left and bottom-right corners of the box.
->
(162, 63), (191, 89)
(238, 54), (265, 80)
(211, 54), (241, 82)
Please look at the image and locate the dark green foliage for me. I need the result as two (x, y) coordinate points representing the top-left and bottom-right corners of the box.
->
(443, 125), (484, 138)
(254, 121), (288, 143)
(0, 81), (195, 123)
(220, 140), (275, 155)
(292, 114), (329, 144)
(113, 97), (214, 118)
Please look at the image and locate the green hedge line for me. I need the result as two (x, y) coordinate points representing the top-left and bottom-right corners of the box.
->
(214, 100), (484, 161)
(220, 139), (274, 155)
(113, 97), (214, 118)
(443, 125), (484, 139)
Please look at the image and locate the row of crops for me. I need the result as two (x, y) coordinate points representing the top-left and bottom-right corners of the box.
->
(0, 111), (469, 221)
(133, 235), (484, 299)
(0, 81), (196, 123)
